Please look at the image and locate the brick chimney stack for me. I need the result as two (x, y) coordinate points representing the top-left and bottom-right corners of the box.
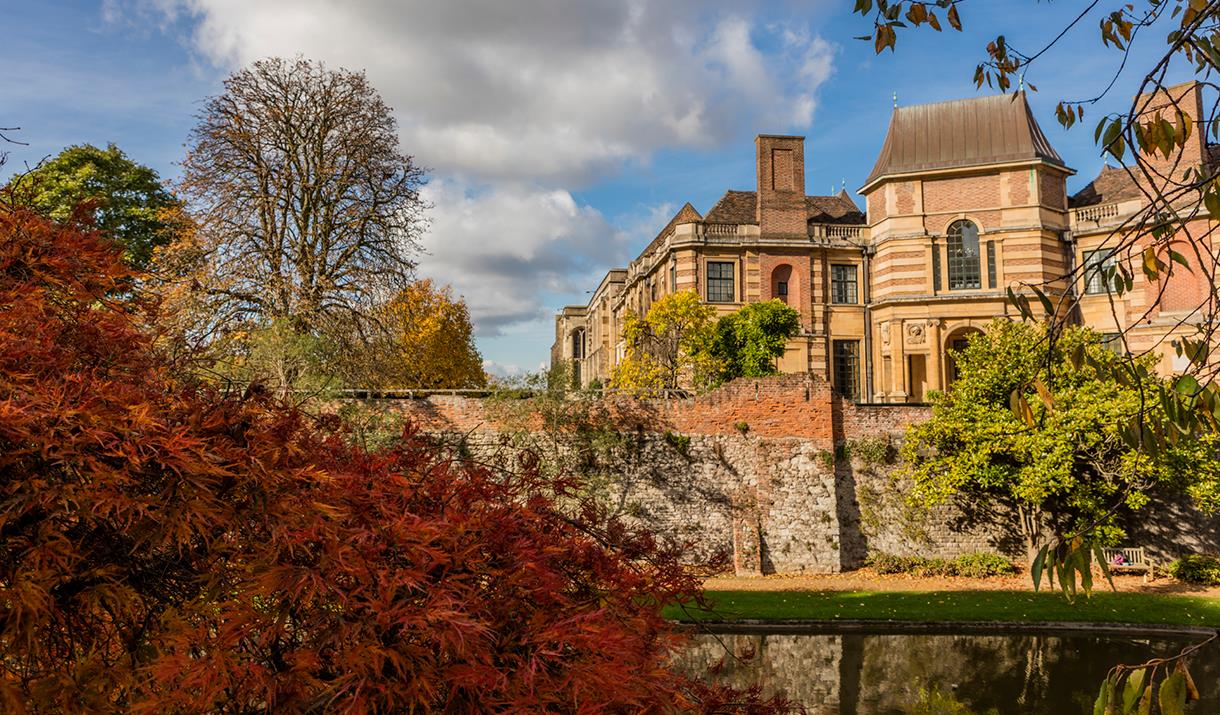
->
(756, 135), (807, 238)
(1134, 81), (1208, 179)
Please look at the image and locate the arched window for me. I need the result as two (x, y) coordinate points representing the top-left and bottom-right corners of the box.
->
(946, 220), (981, 290)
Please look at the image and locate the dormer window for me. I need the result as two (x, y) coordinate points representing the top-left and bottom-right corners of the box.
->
(947, 220), (981, 290)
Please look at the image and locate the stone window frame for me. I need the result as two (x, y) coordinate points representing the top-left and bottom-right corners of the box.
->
(986, 240), (998, 289)
(946, 219), (982, 290)
(705, 259), (737, 303)
(832, 339), (861, 401)
(830, 264), (859, 304)
(1082, 247), (1117, 295)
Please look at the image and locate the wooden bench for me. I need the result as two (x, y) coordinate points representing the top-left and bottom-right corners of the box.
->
(1102, 547), (1155, 577)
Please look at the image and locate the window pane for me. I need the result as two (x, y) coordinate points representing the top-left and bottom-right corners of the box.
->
(833, 340), (860, 401)
(932, 242), (941, 292)
(986, 241), (997, 289)
(831, 264), (858, 304)
(947, 220), (981, 290)
(707, 261), (735, 302)
(1083, 249), (1115, 295)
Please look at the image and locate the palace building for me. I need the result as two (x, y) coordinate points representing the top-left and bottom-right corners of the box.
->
(552, 83), (1216, 401)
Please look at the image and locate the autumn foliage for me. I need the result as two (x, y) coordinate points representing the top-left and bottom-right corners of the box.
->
(0, 209), (780, 712)
(371, 278), (487, 389)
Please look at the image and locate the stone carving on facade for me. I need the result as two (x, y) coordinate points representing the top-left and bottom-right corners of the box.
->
(905, 321), (926, 345)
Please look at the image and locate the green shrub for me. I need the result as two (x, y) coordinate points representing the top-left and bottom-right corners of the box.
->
(912, 558), (954, 577)
(1168, 554), (1220, 585)
(734, 421), (750, 434)
(866, 551), (1017, 578)
(846, 436), (895, 466)
(866, 552), (918, 574)
(952, 552), (1018, 578)
(663, 431), (691, 457)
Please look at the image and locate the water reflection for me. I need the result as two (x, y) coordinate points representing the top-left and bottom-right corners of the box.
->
(682, 630), (1220, 714)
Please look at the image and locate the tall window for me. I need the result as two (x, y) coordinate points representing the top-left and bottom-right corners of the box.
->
(833, 340), (860, 401)
(1083, 249), (1116, 295)
(931, 241), (941, 291)
(706, 261), (735, 302)
(571, 329), (585, 359)
(986, 241), (997, 289)
(831, 264), (858, 304)
(670, 262), (677, 291)
(947, 220), (981, 290)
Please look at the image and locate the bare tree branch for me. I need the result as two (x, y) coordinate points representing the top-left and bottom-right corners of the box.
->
(179, 57), (428, 336)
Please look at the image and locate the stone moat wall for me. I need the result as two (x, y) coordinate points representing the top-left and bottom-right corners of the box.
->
(344, 374), (1219, 574)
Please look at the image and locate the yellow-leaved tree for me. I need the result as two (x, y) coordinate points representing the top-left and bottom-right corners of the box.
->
(376, 279), (487, 389)
(611, 291), (719, 392)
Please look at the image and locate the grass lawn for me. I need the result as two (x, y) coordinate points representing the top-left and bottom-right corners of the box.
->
(665, 589), (1220, 627)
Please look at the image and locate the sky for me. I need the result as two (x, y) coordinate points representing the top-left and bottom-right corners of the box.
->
(1, 1), (1197, 377)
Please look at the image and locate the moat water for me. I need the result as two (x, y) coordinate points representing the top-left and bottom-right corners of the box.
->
(681, 629), (1220, 714)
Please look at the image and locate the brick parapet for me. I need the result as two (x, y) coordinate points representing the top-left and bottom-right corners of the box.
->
(359, 375), (928, 445)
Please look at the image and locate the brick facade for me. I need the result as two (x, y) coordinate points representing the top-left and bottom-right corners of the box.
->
(555, 84), (1217, 399)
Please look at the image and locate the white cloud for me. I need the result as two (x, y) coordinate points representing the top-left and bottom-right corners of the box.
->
(116, 0), (837, 342)
(138, 0), (835, 182)
(419, 179), (645, 335)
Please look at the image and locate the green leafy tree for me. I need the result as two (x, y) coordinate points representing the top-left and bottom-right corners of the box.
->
(611, 291), (719, 391)
(228, 319), (339, 396)
(10, 143), (178, 268)
(901, 319), (1220, 565)
(713, 299), (800, 381)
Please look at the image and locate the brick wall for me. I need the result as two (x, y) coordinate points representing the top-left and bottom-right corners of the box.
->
(759, 252), (814, 331)
(348, 374), (1216, 573)
(923, 174), (1001, 214)
(894, 181), (916, 215)
(1039, 171), (1066, 209)
(756, 135), (807, 237)
(376, 374), (924, 444)
(1155, 219), (1213, 314)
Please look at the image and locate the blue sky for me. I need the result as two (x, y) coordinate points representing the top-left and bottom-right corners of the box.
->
(2, 1), (1194, 376)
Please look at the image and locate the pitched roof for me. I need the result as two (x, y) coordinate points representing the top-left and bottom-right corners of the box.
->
(704, 190), (757, 224)
(639, 202), (703, 256)
(703, 189), (865, 225)
(1070, 144), (1220, 207)
(864, 92), (1066, 188)
(806, 190), (865, 224)
(1068, 165), (1143, 208)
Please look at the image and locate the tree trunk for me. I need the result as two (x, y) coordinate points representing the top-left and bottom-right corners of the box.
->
(1018, 504), (1044, 569)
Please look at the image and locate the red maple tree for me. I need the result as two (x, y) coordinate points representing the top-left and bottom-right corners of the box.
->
(0, 208), (787, 713)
